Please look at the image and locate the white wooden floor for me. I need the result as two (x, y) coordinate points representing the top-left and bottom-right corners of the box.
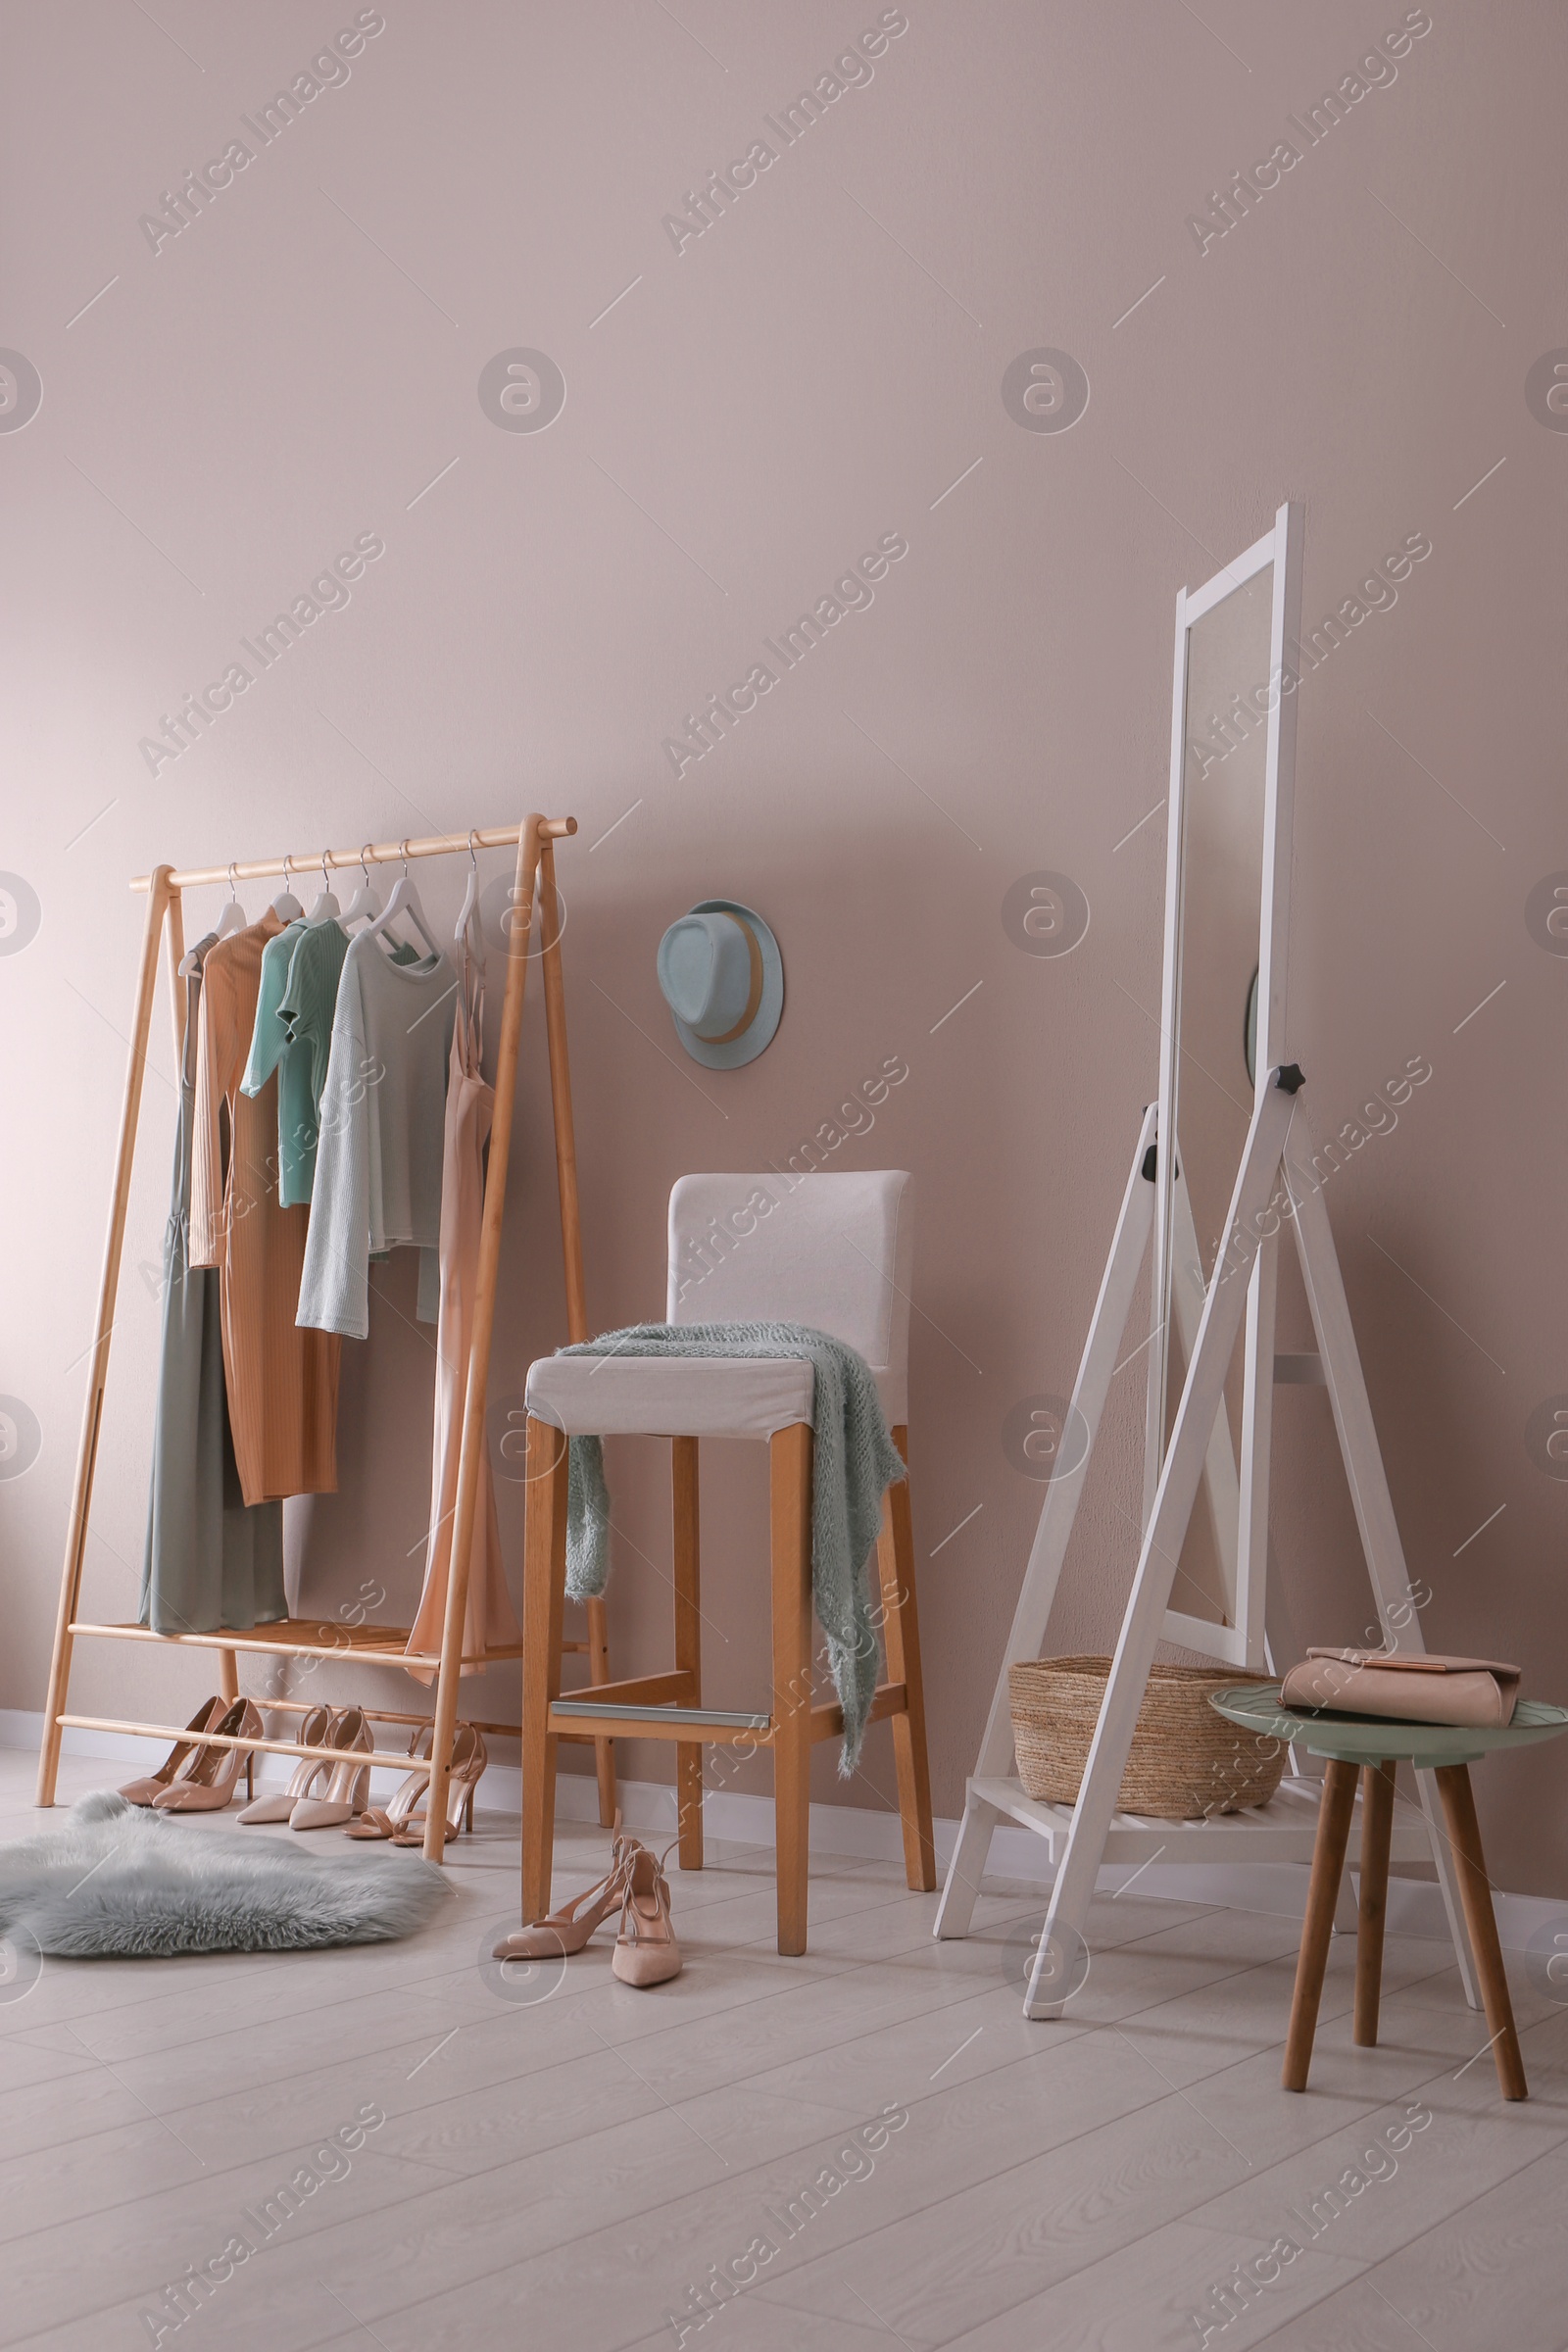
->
(3, 1748), (1566, 2351)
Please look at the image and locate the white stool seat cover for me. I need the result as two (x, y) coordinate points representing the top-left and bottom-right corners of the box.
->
(524, 1170), (913, 1441)
(525, 1354), (814, 1439)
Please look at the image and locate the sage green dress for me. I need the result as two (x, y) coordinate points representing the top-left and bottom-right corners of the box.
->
(140, 935), (286, 1634)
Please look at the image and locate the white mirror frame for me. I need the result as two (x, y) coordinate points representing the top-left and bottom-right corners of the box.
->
(1147, 499), (1304, 1669)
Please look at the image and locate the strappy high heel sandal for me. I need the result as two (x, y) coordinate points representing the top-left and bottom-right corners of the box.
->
(289, 1706), (372, 1830)
(151, 1697), (263, 1812)
(120, 1696), (223, 1806)
(612, 1838), (682, 1987)
(345, 1722), (435, 1839)
(388, 1723), (486, 1846)
(237, 1702), (335, 1824)
(491, 1815), (641, 1960)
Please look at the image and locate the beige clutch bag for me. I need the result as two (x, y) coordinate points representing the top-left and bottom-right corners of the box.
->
(1279, 1649), (1521, 1728)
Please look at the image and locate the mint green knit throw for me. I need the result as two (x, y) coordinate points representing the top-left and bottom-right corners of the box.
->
(559, 1323), (906, 1775)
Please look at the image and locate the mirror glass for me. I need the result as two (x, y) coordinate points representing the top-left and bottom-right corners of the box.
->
(1156, 567), (1274, 1626)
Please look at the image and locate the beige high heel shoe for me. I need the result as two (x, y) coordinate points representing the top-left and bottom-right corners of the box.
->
(119, 1697), (223, 1806)
(236, 1703), (335, 1824)
(612, 1839), (682, 1987)
(491, 1816), (640, 1959)
(388, 1723), (487, 1847)
(345, 1722), (435, 1840)
(151, 1698), (262, 1812)
(289, 1706), (371, 1830)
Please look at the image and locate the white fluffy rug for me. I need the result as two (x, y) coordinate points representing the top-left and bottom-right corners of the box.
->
(0, 1791), (446, 1958)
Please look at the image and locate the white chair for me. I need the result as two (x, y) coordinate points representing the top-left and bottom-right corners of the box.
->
(519, 1170), (935, 1954)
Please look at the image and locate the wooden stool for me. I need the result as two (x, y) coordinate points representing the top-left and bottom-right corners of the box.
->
(1211, 1685), (1568, 2104)
(1286, 1755), (1526, 2099)
(518, 1172), (936, 1956)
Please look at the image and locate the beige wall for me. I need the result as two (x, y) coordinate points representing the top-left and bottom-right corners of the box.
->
(3, 0), (1564, 1893)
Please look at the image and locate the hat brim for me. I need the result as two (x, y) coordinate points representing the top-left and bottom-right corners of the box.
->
(666, 900), (784, 1068)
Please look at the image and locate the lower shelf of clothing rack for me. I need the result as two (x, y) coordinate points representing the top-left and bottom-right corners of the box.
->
(68, 1618), (544, 1668)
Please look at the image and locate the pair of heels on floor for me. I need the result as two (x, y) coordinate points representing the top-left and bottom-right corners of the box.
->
(120, 1695), (264, 1812)
(493, 1820), (682, 1987)
(119, 1697), (486, 1839)
(242, 1707), (487, 1841)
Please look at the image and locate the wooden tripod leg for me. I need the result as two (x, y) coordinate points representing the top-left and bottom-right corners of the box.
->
(770, 1423), (813, 1956)
(1284, 1759), (1359, 2090)
(426, 816), (544, 1861)
(521, 1417), (568, 1924)
(1434, 1765), (1527, 2100)
(1354, 1760), (1396, 2045)
(1288, 1158), (1482, 2013)
(876, 1429), (935, 1891)
(38, 867), (174, 1808)
(537, 834), (614, 1824)
(672, 1437), (703, 1870)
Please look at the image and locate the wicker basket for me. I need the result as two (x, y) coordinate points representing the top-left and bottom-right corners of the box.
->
(1008, 1655), (1287, 1819)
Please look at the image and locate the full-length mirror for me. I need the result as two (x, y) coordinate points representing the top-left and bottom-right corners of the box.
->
(1150, 505), (1302, 1663)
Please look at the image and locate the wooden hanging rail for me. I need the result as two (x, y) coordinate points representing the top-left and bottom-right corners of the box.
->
(130, 817), (575, 895)
(38, 808), (613, 1861)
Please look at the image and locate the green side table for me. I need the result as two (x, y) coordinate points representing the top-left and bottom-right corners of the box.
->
(1209, 1685), (1568, 2102)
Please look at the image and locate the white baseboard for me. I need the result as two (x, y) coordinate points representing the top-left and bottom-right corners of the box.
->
(7, 1710), (1561, 1954)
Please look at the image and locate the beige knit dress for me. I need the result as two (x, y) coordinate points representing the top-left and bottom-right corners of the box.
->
(189, 912), (339, 1505)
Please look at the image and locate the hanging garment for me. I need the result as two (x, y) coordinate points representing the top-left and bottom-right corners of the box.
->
(297, 933), (456, 1341)
(406, 941), (520, 1676)
(189, 912), (340, 1505)
(241, 917), (352, 1207)
(140, 935), (286, 1634)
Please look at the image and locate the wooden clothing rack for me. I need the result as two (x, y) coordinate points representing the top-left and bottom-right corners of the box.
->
(36, 812), (615, 1862)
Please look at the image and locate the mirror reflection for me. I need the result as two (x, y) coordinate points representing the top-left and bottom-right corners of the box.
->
(1157, 568), (1274, 1627)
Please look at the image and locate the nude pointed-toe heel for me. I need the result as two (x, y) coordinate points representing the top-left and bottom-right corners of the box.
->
(492, 1816), (640, 1960)
(289, 1707), (371, 1830)
(346, 1722), (435, 1840)
(389, 1724), (487, 1847)
(612, 1840), (682, 1988)
(120, 1697), (224, 1806)
(151, 1698), (262, 1813)
(237, 1703), (335, 1824)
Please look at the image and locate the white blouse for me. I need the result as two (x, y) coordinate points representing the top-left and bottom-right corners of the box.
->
(296, 933), (456, 1340)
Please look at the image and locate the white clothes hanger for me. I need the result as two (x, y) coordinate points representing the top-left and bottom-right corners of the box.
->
(305, 850), (341, 926)
(363, 841), (442, 961)
(270, 854), (304, 922)
(454, 831), (486, 972)
(341, 845), (381, 930)
(215, 862), (248, 940)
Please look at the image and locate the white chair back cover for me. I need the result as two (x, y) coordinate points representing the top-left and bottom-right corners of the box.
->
(666, 1171), (912, 1426)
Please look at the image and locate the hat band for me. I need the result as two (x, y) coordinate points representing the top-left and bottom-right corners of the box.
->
(701, 914), (764, 1043)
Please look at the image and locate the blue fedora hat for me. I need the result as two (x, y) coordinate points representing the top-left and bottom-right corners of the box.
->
(656, 900), (784, 1068)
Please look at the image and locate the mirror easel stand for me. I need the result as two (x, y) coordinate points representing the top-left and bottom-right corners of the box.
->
(935, 502), (1481, 2016)
(934, 1073), (1481, 2014)
(34, 814), (617, 1861)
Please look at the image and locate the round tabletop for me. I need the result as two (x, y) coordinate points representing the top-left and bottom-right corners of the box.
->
(1209, 1683), (1568, 1770)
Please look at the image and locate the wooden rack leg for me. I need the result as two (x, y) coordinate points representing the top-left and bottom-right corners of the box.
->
(1354, 1760), (1396, 2046)
(37, 867), (174, 1808)
(521, 1417), (569, 1922)
(672, 1437), (703, 1870)
(1283, 1758), (1359, 2091)
(1434, 1764), (1528, 2100)
(770, 1422), (813, 1956)
(539, 835), (615, 1825)
(425, 816), (545, 1862)
(876, 1427), (936, 1891)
